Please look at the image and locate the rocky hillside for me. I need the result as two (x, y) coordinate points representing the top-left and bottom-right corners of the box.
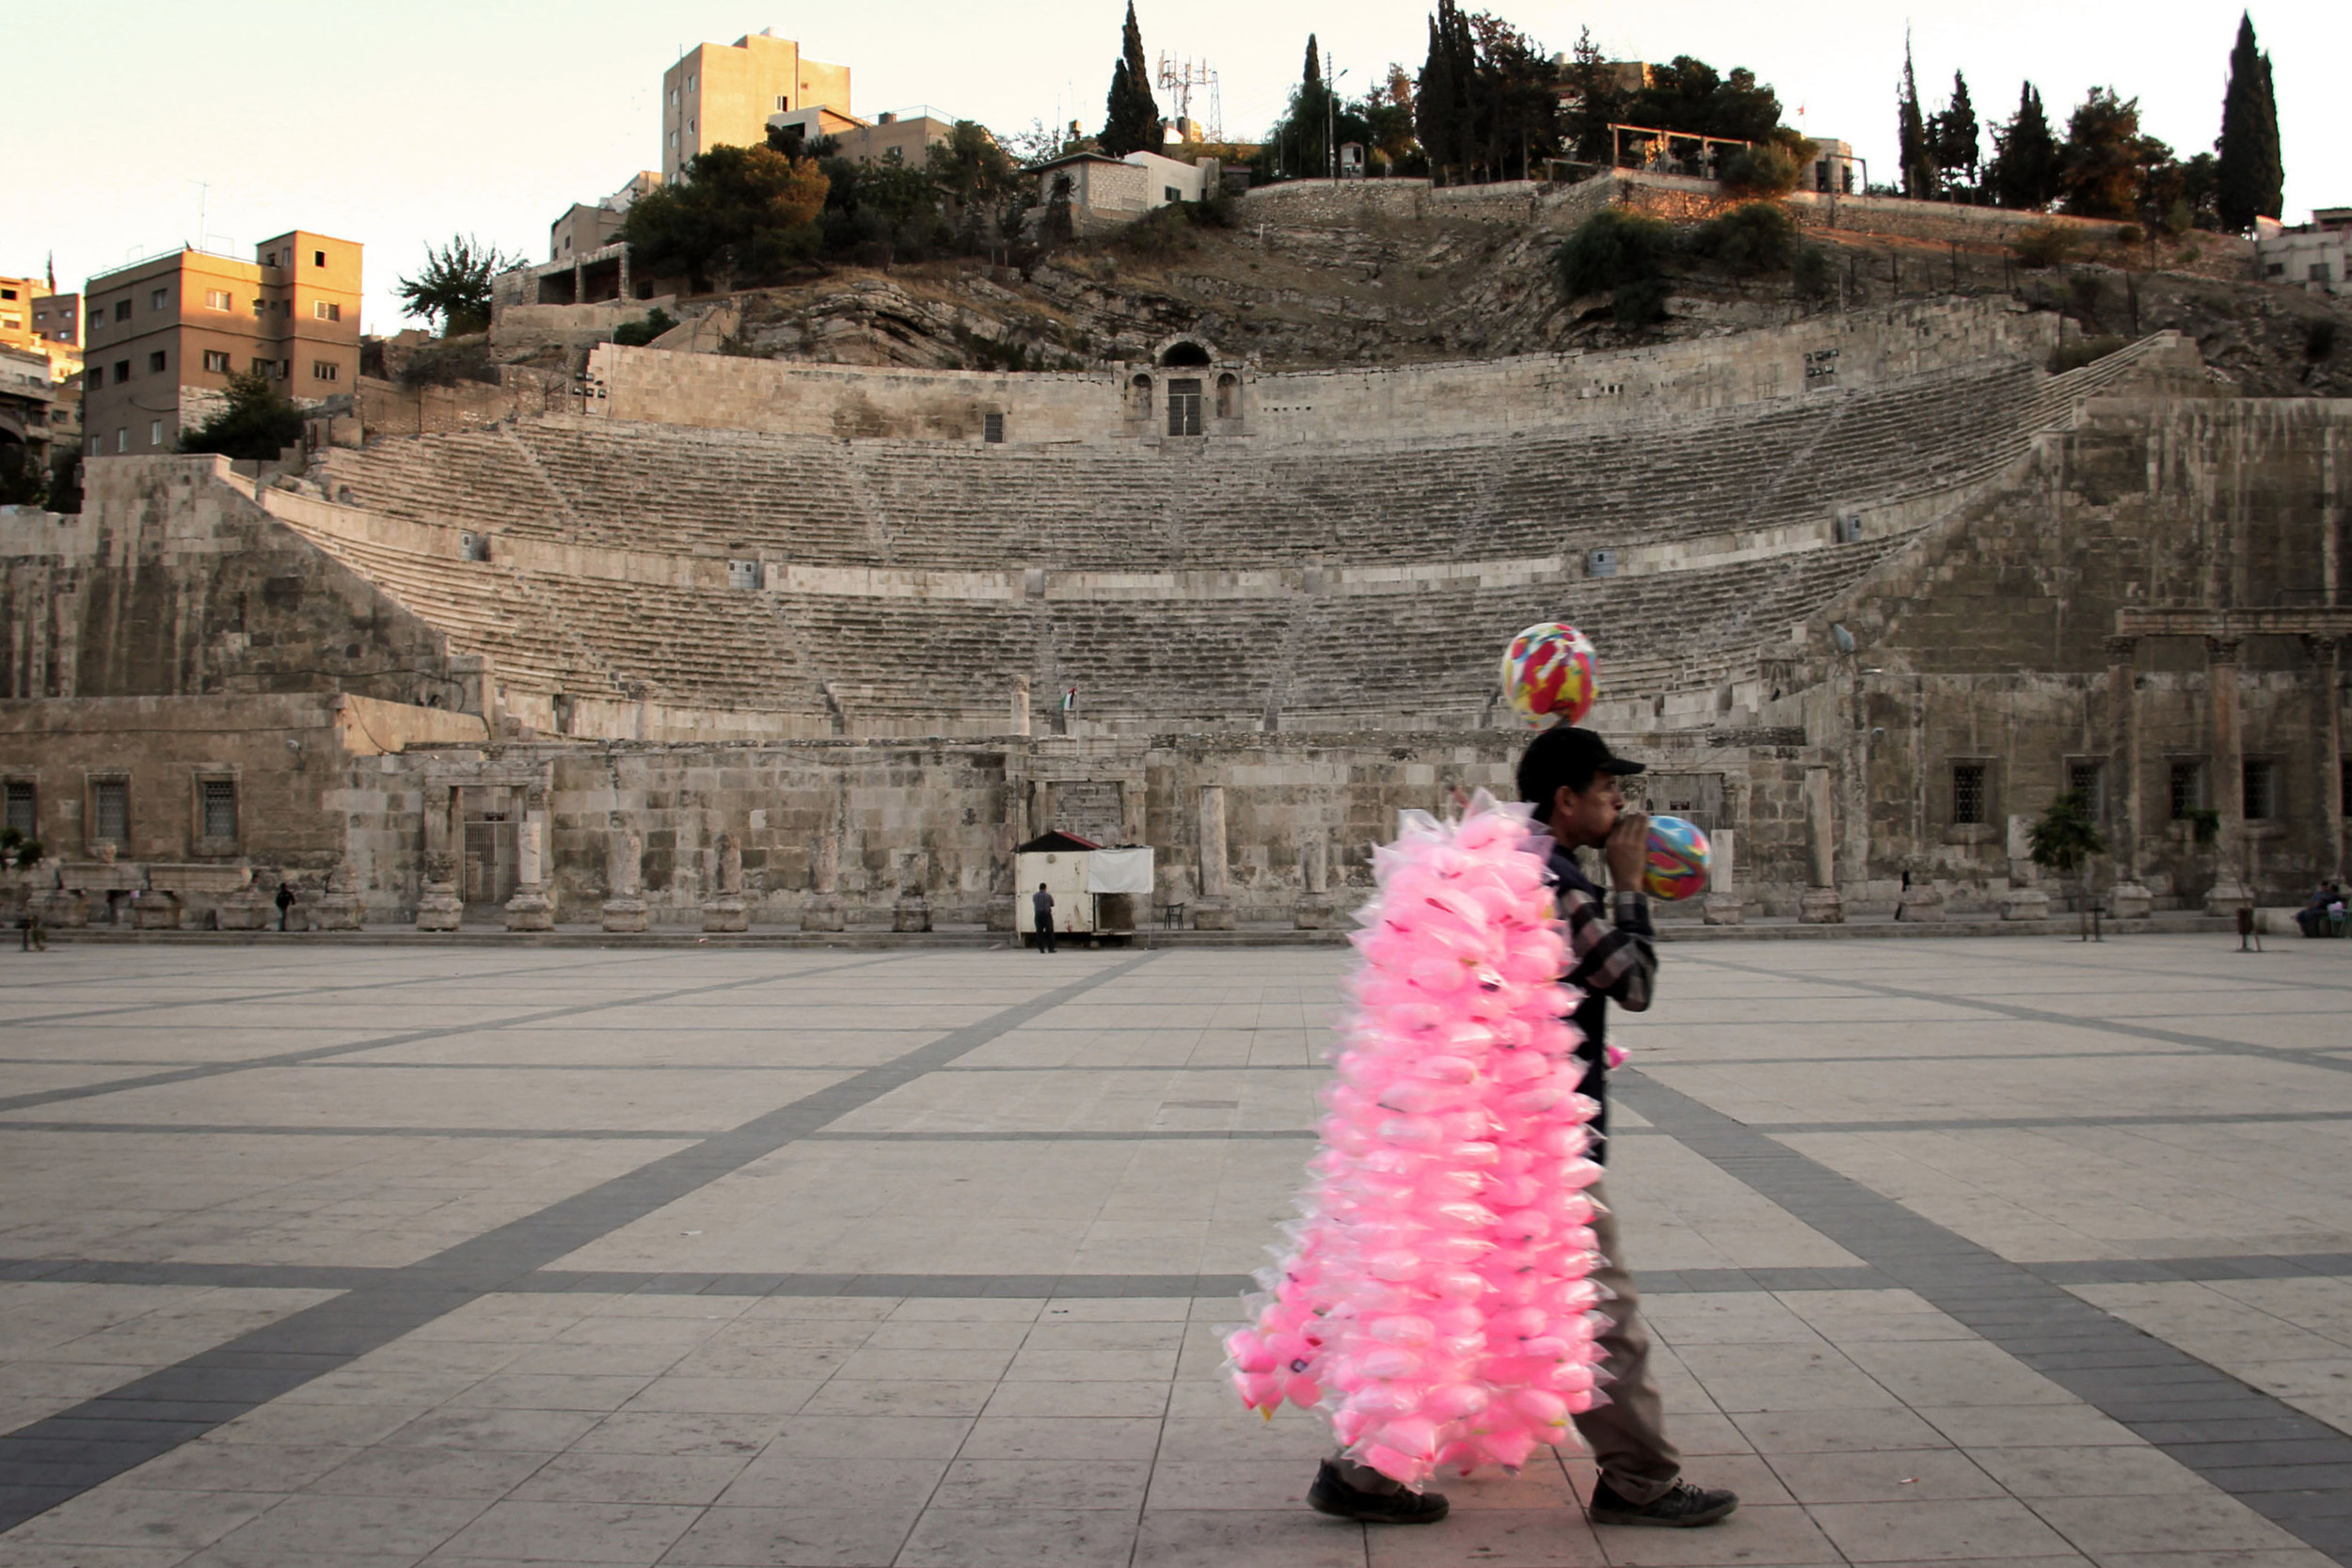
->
(564, 182), (2351, 397)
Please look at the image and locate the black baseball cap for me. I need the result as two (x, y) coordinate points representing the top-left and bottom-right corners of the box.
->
(1517, 726), (1645, 820)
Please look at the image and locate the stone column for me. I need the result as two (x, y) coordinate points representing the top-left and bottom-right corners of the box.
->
(504, 818), (553, 931)
(600, 825), (649, 932)
(893, 848), (933, 933)
(1194, 784), (1234, 929)
(1799, 767), (1844, 923)
(415, 784), (462, 931)
(704, 831), (748, 932)
(2106, 637), (2152, 919)
(1703, 828), (1745, 925)
(1009, 676), (1030, 737)
(802, 813), (844, 931)
(2314, 637), (2345, 884)
(1294, 835), (1339, 929)
(2204, 636), (2252, 914)
(312, 865), (365, 931)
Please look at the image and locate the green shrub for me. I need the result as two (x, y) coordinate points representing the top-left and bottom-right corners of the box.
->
(1117, 204), (1200, 258)
(1694, 202), (1797, 275)
(612, 308), (678, 347)
(1720, 142), (1804, 198)
(2112, 224), (2143, 247)
(2011, 222), (2074, 268)
(1793, 244), (1834, 299)
(1556, 208), (1677, 327)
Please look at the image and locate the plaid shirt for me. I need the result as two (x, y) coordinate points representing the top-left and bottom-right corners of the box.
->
(1547, 841), (1656, 1161)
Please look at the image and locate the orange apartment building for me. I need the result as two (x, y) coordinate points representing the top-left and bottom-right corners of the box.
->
(661, 30), (850, 181)
(80, 231), (360, 458)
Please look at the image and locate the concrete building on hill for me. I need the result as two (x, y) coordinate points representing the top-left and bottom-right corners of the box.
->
(550, 173), (663, 264)
(79, 233), (361, 458)
(662, 30), (850, 181)
(28, 290), (79, 348)
(769, 106), (950, 168)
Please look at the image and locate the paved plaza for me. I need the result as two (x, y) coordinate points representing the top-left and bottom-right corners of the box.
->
(0, 937), (2348, 1567)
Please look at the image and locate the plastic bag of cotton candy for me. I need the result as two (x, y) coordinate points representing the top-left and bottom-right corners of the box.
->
(1225, 790), (1613, 1490)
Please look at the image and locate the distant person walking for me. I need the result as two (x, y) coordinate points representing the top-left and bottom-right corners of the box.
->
(274, 880), (294, 932)
(1033, 883), (1056, 954)
(2236, 901), (2263, 952)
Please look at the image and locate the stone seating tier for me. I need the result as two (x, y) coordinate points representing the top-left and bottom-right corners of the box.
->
(318, 356), (2113, 578)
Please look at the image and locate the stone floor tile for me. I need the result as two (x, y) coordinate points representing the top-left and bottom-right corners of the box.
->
(440, 1374), (655, 1413)
(1591, 1502), (1841, 1565)
(930, 1458), (1152, 1511)
(793, 1379), (997, 1418)
(1729, 1407), (1951, 1453)
(567, 1410), (787, 1457)
(894, 1507), (1143, 1568)
(0, 1548), (191, 1568)
(613, 1377), (819, 1417)
(1761, 1448), (2005, 1504)
(715, 1454), (946, 1513)
(2077, 1552), (2339, 1568)
(1805, 1497), (2082, 1562)
(305, 1446), (555, 1500)
(653, 1505), (916, 1567)
(954, 1414), (1166, 1461)
(755, 1415), (973, 1460)
(1963, 1444), (2205, 1497)
(1911, 1404), (2143, 1449)
(1361, 1507), (1603, 1567)
(506, 1452), (752, 1507)
(180, 1548), (426, 1568)
(381, 1408), (604, 1452)
(885, 1299), (1043, 1323)
(200, 1495), (487, 1559)
(1, 1487), (281, 1551)
(427, 1500), (700, 1563)
(113, 1440), (365, 1494)
(984, 1378), (1172, 1418)
(2026, 1492), (2312, 1556)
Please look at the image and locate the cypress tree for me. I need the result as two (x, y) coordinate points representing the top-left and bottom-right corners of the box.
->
(1098, 2), (1162, 157)
(1415, 4), (1462, 182)
(1897, 36), (1937, 198)
(1300, 34), (1328, 177)
(2215, 11), (2283, 231)
(1931, 71), (1979, 190)
(1991, 82), (2061, 210)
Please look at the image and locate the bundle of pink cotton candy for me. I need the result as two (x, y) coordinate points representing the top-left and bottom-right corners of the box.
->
(1226, 791), (1612, 1490)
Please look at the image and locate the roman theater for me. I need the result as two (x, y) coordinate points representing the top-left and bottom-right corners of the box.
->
(2, 287), (2344, 932)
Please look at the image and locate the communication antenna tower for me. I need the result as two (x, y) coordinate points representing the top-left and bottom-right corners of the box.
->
(1155, 53), (1222, 142)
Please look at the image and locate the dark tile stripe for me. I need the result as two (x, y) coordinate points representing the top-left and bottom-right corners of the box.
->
(0, 952), (1155, 1533)
(1616, 1068), (2352, 1564)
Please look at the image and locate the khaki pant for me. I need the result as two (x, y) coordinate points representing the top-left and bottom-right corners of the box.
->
(1331, 1179), (1681, 1503)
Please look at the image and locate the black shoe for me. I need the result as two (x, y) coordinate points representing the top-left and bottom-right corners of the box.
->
(1587, 1477), (1739, 1528)
(1307, 1459), (1450, 1524)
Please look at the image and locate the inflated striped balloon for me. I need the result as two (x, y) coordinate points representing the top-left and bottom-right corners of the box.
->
(1643, 815), (1711, 901)
(1500, 623), (1597, 729)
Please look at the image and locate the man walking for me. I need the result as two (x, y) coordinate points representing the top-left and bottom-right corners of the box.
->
(1308, 725), (1739, 1530)
(1032, 882), (1057, 954)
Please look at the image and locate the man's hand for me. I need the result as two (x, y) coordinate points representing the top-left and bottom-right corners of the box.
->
(1605, 810), (1649, 893)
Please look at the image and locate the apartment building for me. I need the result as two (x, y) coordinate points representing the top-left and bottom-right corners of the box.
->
(30, 291), (80, 347)
(80, 231), (360, 458)
(0, 277), (82, 383)
(662, 31), (850, 181)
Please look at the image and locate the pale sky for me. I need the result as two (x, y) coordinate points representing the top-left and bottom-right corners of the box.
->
(10, 1), (2338, 336)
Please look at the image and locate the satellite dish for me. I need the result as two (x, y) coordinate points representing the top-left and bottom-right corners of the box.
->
(1830, 624), (1857, 655)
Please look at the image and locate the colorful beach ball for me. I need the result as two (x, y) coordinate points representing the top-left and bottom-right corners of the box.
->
(1644, 816), (1711, 901)
(1501, 623), (1598, 729)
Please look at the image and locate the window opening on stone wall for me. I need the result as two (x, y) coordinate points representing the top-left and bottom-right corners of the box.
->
(91, 778), (128, 846)
(4, 781), (34, 839)
(727, 559), (763, 589)
(1161, 341), (1211, 367)
(1130, 373), (1152, 420)
(2169, 760), (2205, 819)
(1216, 373), (1236, 419)
(1167, 380), (1203, 436)
(984, 412), (1005, 443)
(2243, 758), (2277, 821)
(460, 531), (491, 562)
(1951, 763), (1986, 825)
(200, 779), (237, 842)
(2067, 760), (2106, 818)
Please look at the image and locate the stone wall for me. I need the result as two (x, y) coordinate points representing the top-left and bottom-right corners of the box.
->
(356, 369), (577, 439)
(588, 297), (2056, 448)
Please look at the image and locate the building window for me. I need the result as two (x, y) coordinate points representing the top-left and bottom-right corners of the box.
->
(2314, 263), (2336, 284)
(113, 299), (131, 321)
(1216, 372), (1237, 419)
(0, 287), (13, 300)
(1167, 377), (1203, 436)
(312, 249), (326, 267)
(727, 559), (763, 590)
(460, 531), (491, 562)
(115, 428), (128, 453)
(686, 73), (696, 91)
(263, 250), (278, 267)
(203, 350), (230, 373)
(150, 287), (168, 310)
(2169, 760), (2205, 819)
(313, 300), (341, 321)
(253, 357), (278, 377)
(114, 359), (130, 383)
(2244, 758), (2277, 821)
(1951, 762), (1987, 825)
(148, 350), (167, 374)
(2067, 759), (2106, 818)
(312, 360), (340, 382)
(86, 436), (99, 457)
(983, 412), (1005, 443)
(86, 366), (103, 389)
(87, 308), (103, 332)
(205, 289), (232, 310)
(775, 94), (790, 111)
(4, 781), (34, 839)
(199, 778), (238, 842)
(91, 778), (129, 846)
(150, 420), (163, 447)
